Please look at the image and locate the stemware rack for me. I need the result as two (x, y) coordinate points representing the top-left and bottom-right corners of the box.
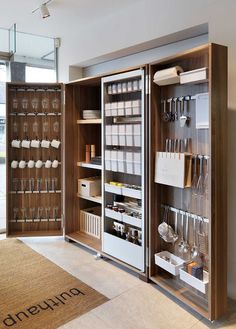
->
(6, 83), (63, 236)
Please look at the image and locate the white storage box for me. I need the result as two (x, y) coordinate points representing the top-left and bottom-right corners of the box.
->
(155, 251), (185, 276)
(126, 151), (133, 162)
(122, 186), (141, 199)
(105, 183), (122, 195)
(127, 81), (133, 92)
(117, 83), (122, 93)
(105, 135), (112, 145)
(111, 102), (117, 116)
(126, 135), (133, 147)
(117, 160), (125, 173)
(118, 108), (125, 116)
(105, 150), (111, 160)
(103, 232), (143, 270)
(105, 160), (111, 171)
(134, 135), (141, 147)
(133, 124), (141, 134)
(133, 152), (141, 162)
(80, 206), (101, 239)
(126, 161), (134, 174)
(180, 67), (208, 85)
(105, 208), (122, 221)
(134, 162), (141, 175)
(119, 135), (126, 146)
(106, 125), (112, 135)
(132, 81), (139, 91)
(122, 213), (142, 228)
(117, 150), (125, 160)
(112, 135), (119, 146)
(78, 176), (101, 197)
(111, 160), (118, 171)
(155, 152), (192, 188)
(179, 268), (209, 294)
(126, 124), (133, 135)
(125, 101), (132, 116)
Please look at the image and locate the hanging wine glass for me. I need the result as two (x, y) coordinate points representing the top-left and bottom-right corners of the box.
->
(21, 97), (29, 113)
(12, 98), (18, 111)
(52, 97), (60, 111)
(13, 120), (18, 133)
(31, 97), (39, 114)
(42, 93), (49, 113)
(53, 119), (59, 133)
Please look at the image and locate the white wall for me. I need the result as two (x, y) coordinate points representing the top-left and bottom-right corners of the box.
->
(59, 0), (236, 299)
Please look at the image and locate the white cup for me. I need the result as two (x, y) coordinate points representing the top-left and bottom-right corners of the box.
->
(11, 160), (18, 169)
(28, 160), (35, 168)
(35, 160), (43, 168)
(31, 139), (40, 148)
(19, 160), (26, 169)
(51, 139), (61, 149)
(52, 160), (59, 168)
(45, 160), (52, 168)
(41, 140), (50, 149)
(21, 140), (31, 149)
(11, 140), (21, 148)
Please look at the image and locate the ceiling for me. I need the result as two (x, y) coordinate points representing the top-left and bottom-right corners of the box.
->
(0, 0), (137, 38)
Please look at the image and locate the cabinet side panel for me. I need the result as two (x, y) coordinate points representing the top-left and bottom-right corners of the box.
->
(209, 44), (228, 320)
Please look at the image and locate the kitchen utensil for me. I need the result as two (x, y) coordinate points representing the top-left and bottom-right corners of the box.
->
(198, 217), (208, 255)
(192, 155), (198, 195)
(37, 207), (44, 220)
(197, 155), (204, 195)
(204, 156), (209, 196)
(167, 99), (174, 122)
(52, 159), (59, 168)
(179, 96), (190, 127)
(30, 208), (35, 221)
(183, 213), (190, 253)
(21, 178), (27, 192)
(158, 206), (176, 243)
(53, 119), (60, 133)
(173, 211), (179, 244)
(32, 119), (39, 134)
(178, 213), (185, 253)
(161, 99), (170, 122)
(173, 97), (178, 121)
(12, 178), (19, 192)
(191, 216), (199, 259)
(45, 207), (51, 220)
(45, 178), (50, 192)
(53, 207), (59, 221)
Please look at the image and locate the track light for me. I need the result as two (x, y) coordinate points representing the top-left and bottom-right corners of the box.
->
(40, 4), (50, 19)
(32, 0), (53, 19)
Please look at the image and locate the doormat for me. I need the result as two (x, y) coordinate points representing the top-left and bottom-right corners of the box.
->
(0, 239), (108, 329)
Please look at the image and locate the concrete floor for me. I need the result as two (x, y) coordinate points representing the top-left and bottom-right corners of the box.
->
(0, 234), (235, 329)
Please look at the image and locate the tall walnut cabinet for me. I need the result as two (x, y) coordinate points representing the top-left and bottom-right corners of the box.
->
(6, 44), (227, 320)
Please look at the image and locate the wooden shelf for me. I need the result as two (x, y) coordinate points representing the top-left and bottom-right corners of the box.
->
(77, 119), (101, 124)
(77, 162), (102, 170)
(65, 231), (101, 252)
(77, 194), (102, 204)
(7, 230), (62, 237)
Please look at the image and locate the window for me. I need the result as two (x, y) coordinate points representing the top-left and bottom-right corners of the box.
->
(25, 66), (56, 83)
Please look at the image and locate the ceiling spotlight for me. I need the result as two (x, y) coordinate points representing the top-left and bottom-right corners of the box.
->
(40, 4), (50, 19)
(32, 0), (53, 19)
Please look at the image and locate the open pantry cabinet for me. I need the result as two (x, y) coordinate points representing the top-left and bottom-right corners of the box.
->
(148, 44), (227, 320)
(102, 69), (148, 272)
(6, 83), (63, 236)
(64, 76), (102, 252)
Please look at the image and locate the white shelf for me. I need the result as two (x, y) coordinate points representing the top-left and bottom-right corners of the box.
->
(77, 194), (102, 204)
(10, 218), (62, 223)
(105, 208), (142, 228)
(77, 162), (102, 170)
(77, 119), (101, 124)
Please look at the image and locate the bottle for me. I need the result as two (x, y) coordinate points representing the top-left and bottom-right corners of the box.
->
(91, 144), (95, 159)
(85, 145), (91, 163)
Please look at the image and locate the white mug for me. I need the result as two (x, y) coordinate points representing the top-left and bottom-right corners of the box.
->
(51, 139), (61, 149)
(21, 140), (31, 149)
(35, 160), (43, 168)
(45, 160), (52, 168)
(52, 160), (59, 168)
(28, 160), (35, 168)
(11, 140), (21, 148)
(41, 140), (50, 149)
(11, 160), (18, 169)
(31, 139), (40, 148)
(19, 160), (26, 169)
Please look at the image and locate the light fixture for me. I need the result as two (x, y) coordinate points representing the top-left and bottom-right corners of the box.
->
(40, 4), (50, 19)
(32, 0), (53, 19)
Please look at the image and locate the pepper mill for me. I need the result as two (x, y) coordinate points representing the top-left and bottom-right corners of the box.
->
(85, 144), (91, 163)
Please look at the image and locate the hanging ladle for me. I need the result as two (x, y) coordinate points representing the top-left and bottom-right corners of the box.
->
(191, 215), (199, 259)
(178, 212), (185, 253)
(183, 212), (190, 254)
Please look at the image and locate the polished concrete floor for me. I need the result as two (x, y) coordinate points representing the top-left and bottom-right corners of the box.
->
(0, 234), (236, 329)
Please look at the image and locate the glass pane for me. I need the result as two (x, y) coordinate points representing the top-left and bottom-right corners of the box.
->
(26, 66), (56, 83)
(0, 63), (6, 232)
